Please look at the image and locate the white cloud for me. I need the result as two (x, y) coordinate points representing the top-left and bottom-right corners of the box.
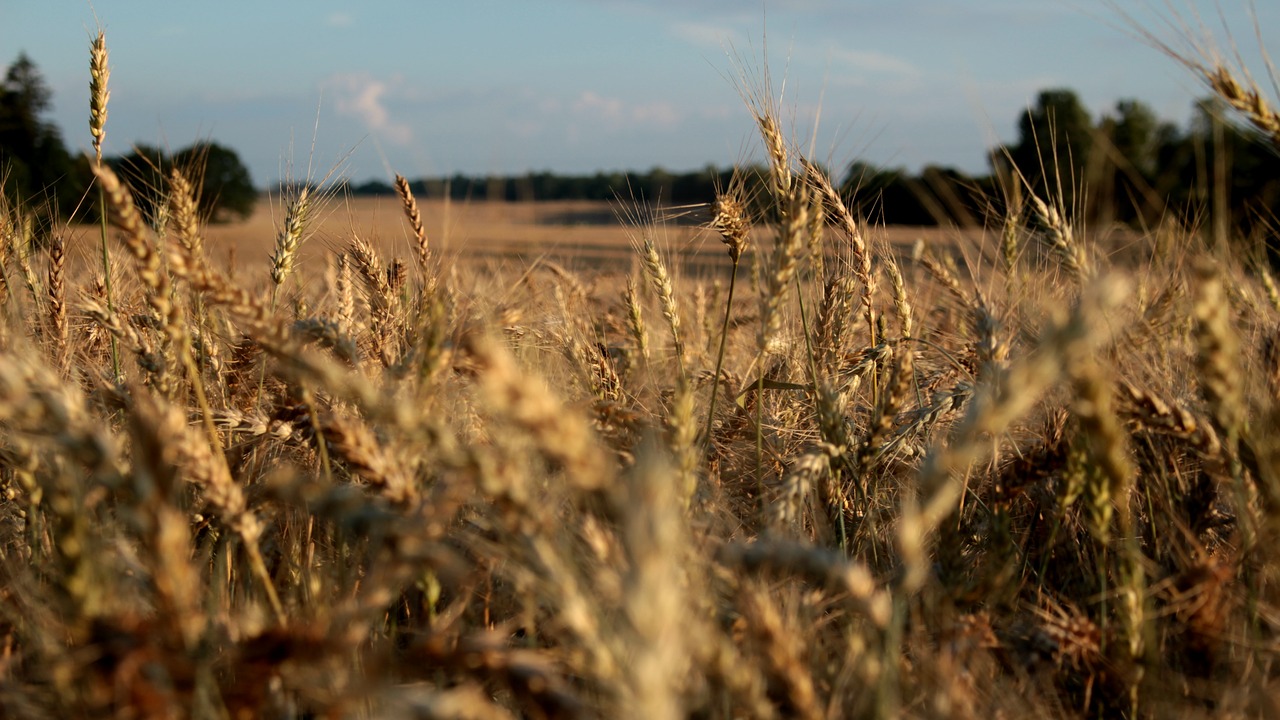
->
(326, 12), (354, 28)
(327, 73), (413, 145)
(571, 91), (681, 128)
(827, 47), (918, 79)
(670, 21), (743, 49)
(572, 91), (624, 121)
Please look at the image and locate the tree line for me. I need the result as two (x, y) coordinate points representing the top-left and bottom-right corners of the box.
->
(3, 51), (1277, 235)
(0, 53), (257, 236)
(358, 89), (1278, 234)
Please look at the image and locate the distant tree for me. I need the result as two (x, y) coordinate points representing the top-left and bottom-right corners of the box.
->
(842, 160), (894, 195)
(1109, 100), (1160, 178)
(351, 179), (394, 196)
(174, 142), (256, 221)
(1097, 99), (1162, 224)
(841, 161), (933, 225)
(0, 52), (85, 225)
(669, 164), (718, 205)
(1127, 97), (1280, 257)
(1150, 120), (1194, 210)
(994, 89), (1094, 211)
(918, 165), (980, 226)
(108, 144), (169, 224)
(1188, 99), (1280, 238)
(643, 166), (673, 203)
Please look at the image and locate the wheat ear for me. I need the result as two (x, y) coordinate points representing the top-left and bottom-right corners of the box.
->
(90, 28), (119, 380)
(806, 162), (877, 347)
(899, 277), (1129, 593)
(394, 174), (430, 268)
(270, 186), (311, 290)
(46, 233), (67, 368)
(638, 233), (684, 373)
(90, 163), (188, 396)
(1204, 64), (1280, 149)
(705, 184), (749, 447)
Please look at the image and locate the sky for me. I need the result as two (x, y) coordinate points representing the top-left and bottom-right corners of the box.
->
(2, 1), (1277, 188)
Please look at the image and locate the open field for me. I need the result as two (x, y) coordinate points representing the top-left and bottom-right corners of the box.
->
(62, 196), (1011, 283)
(61, 194), (1139, 299)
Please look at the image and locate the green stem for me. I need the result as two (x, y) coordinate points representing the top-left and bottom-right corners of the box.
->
(703, 257), (739, 448)
(97, 181), (120, 382)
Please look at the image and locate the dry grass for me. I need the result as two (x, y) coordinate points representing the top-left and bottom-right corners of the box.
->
(4, 12), (1280, 720)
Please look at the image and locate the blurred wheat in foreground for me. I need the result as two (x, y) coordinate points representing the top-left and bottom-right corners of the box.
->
(3, 16), (1280, 720)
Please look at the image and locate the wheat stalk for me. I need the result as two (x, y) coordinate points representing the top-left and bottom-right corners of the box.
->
(46, 233), (67, 368)
(0, 203), (11, 306)
(89, 31), (110, 162)
(322, 411), (416, 504)
(739, 587), (822, 720)
(620, 448), (690, 720)
(336, 251), (356, 338)
(720, 539), (891, 628)
(167, 167), (202, 256)
(462, 330), (611, 491)
(270, 186), (311, 290)
(1117, 380), (1222, 458)
(1193, 261), (1244, 442)
(806, 161), (877, 347)
(350, 235), (400, 367)
(637, 232), (684, 372)
(900, 277), (1129, 593)
(90, 163), (187, 397)
(89, 27), (119, 381)
(705, 183), (750, 448)
(884, 253), (913, 340)
(624, 276), (650, 365)
(759, 181), (811, 356)
(1204, 64), (1280, 149)
(1071, 360), (1134, 541)
(394, 174), (430, 268)
(1031, 194), (1091, 283)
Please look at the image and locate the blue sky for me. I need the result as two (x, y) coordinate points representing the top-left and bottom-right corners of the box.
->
(3, 1), (1277, 187)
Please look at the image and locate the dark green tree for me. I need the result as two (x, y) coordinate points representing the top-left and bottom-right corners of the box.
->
(108, 143), (169, 224)
(841, 160), (933, 225)
(1188, 99), (1280, 238)
(993, 89), (1094, 211)
(1133, 98), (1280, 258)
(916, 165), (981, 226)
(0, 53), (86, 224)
(174, 142), (256, 221)
(1097, 99), (1162, 224)
(1109, 100), (1160, 178)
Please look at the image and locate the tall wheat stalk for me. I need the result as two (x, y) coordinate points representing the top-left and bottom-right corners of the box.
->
(394, 173), (430, 269)
(46, 233), (66, 369)
(89, 28), (119, 380)
(637, 231), (685, 376)
(705, 185), (750, 447)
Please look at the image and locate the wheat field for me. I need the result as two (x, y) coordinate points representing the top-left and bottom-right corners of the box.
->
(2, 18), (1280, 720)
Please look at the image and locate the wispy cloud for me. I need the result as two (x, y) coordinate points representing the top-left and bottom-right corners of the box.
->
(827, 47), (918, 80)
(669, 20), (744, 49)
(326, 12), (354, 28)
(589, 0), (830, 17)
(326, 73), (412, 144)
(570, 91), (681, 129)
